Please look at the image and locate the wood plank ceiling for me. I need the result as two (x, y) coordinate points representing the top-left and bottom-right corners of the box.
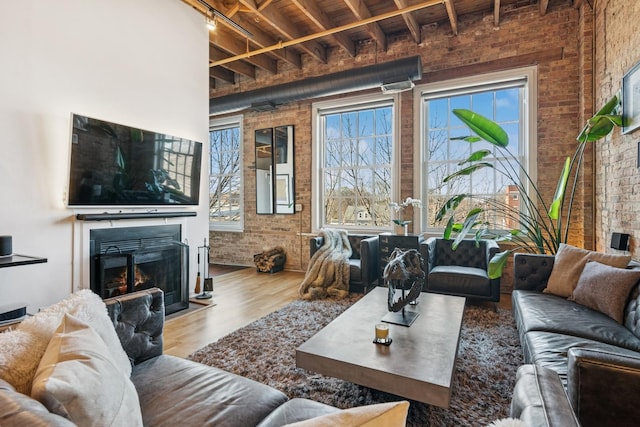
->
(181, 0), (582, 92)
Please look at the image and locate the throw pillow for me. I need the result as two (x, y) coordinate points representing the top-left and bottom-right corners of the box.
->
(569, 261), (640, 323)
(283, 401), (409, 426)
(0, 290), (131, 394)
(31, 314), (143, 427)
(544, 243), (631, 297)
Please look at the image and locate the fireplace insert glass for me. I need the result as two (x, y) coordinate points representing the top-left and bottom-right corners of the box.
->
(90, 225), (188, 315)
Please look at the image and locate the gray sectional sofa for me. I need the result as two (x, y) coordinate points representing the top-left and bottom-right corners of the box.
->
(0, 288), (342, 426)
(509, 253), (640, 427)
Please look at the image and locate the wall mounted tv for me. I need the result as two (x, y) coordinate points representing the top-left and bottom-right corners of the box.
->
(67, 114), (203, 207)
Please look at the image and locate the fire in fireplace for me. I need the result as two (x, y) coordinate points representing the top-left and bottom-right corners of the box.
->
(90, 225), (188, 315)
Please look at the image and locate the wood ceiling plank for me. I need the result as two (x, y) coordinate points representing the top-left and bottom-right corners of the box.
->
(292, 0), (356, 57)
(573, 0), (584, 8)
(443, 0), (459, 35)
(342, 0), (387, 50)
(393, 0), (421, 43)
(239, 0), (328, 63)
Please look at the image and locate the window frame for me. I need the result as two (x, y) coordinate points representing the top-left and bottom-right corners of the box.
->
(208, 115), (244, 232)
(311, 92), (401, 233)
(414, 66), (538, 233)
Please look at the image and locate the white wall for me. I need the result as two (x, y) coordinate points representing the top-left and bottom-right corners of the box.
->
(0, 0), (209, 312)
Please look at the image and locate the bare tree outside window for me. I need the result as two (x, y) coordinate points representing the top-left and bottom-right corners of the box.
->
(210, 120), (242, 229)
(320, 104), (394, 229)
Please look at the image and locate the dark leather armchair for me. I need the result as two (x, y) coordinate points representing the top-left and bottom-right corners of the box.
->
(419, 237), (500, 302)
(310, 234), (378, 293)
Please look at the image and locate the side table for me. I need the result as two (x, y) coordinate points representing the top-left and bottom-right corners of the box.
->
(378, 233), (425, 286)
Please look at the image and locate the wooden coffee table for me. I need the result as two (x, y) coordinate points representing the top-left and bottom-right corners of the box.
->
(296, 287), (466, 408)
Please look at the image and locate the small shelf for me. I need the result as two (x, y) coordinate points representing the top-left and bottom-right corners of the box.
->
(76, 211), (197, 221)
(0, 254), (48, 268)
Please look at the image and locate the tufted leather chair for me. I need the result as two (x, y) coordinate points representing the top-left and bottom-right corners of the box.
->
(420, 237), (500, 302)
(310, 234), (379, 294)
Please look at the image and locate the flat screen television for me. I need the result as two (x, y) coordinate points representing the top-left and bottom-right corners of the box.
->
(67, 114), (203, 207)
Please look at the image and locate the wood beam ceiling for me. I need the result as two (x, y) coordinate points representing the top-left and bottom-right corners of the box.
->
(292, 0), (356, 57)
(394, 0), (421, 43)
(443, 0), (458, 35)
(209, 0), (444, 68)
(239, 0), (328, 63)
(540, 0), (550, 15)
(188, 0), (576, 87)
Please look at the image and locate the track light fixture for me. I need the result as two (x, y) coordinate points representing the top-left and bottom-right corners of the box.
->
(196, 0), (253, 38)
(206, 13), (217, 31)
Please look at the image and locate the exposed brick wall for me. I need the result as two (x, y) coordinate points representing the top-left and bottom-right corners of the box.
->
(593, 0), (640, 258)
(210, 1), (591, 272)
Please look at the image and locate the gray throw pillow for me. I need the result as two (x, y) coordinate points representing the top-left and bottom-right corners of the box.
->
(569, 260), (640, 323)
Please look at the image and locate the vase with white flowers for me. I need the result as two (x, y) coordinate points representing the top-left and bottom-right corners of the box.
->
(389, 197), (422, 235)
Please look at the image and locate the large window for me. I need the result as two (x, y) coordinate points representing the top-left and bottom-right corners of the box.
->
(419, 67), (537, 231)
(209, 116), (243, 231)
(312, 94), (398, 232)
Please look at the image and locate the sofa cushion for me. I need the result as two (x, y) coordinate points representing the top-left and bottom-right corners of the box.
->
(0, 290), (131, 394)
(349, 259), (362, 282)
(512, 290), (640, 353)
(569, 261), (640, 323)
(522, 330), (640, 385)
(131, 354), (288, 427)
(544, 243), (631, 298)
(283, 401), (410, 427)
(31, 314), (143, 427)
(0, 379), (76, 427)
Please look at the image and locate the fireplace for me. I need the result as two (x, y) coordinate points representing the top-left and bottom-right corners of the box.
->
(90, 225), (188, 315)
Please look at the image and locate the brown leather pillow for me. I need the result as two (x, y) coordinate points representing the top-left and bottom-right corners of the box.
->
(569, 260), (640, 323)
(544, 243), (631, 298)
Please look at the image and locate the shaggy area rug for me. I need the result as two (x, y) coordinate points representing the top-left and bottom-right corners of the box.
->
(188, 295), (522, 426)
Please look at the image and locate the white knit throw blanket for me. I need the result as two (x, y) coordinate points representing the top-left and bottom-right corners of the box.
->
(298, 228), (352, 300)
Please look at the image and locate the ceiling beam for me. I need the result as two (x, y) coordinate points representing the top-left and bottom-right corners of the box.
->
(210, 0), (444, 68)
(394, 0), (421, 43)
(209, 65), (235, 83)
(183, 0), (302, 69)
(210, 28), (278, 74)
(343, 0), (387, 51)
(540, 0), (550, 15)
(443, 0), (459, 35)
(494, 0), (501, 26)
(239, 0), (328, 63)
(210, 46), (256, 79)
(292, 0), (356, 57)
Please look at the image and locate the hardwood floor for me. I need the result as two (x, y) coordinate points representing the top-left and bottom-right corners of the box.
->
(164, 267), (302, 358)
(164, 266), (513, 358)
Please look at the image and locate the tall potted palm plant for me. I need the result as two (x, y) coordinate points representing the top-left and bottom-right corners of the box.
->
(436, 94), (622, 278)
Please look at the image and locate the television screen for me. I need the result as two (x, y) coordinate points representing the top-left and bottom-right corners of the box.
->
(67, 114), (203, 207)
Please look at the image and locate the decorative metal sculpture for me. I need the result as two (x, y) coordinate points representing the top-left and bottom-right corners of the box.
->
(382, 248), (425, 326)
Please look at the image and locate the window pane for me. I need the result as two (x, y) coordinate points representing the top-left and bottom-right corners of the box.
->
(424, 80), (527, 231)
(318, 100), (394, 230)
(209, 120), (242, 227)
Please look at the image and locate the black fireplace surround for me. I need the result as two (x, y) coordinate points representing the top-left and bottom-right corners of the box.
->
(90, 225), (188, 315)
